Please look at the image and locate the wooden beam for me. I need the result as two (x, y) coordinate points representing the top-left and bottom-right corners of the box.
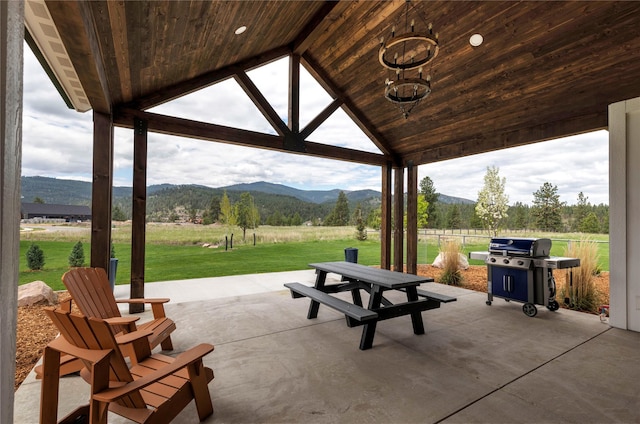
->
(234, 71), (290, 136)
(292, 1), (341, 55)
(300, 98), (343, 140)
(380, 163), (392, 270)
(393, 167), (404, 273)
(128, 46), (290, 110)
(402, 112), (608, 166)
(130, 117), (147, 314)
(113, 108), (389, 166)
(300, 54), (398, 162)
(0, 1), (23, 418)
(289, 54), (300, 133)
(90, 112), (113, 274)
(406, 163), (418, 275)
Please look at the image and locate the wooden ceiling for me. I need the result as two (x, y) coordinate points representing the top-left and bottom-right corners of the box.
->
(36, 0), (640, 167)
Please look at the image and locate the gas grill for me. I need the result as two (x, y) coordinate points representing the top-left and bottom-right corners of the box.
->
(469, 237), (580, 317)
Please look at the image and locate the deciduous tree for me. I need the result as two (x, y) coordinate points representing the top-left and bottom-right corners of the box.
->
(235, 192), (259, 240)
(475, 166), (509, 236)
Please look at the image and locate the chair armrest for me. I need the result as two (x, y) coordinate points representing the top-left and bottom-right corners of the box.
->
(115, 298), (170, 304)
(92, 343), (214, 402)
(114, 298), (171, 319)
(114, 329), (154, 345)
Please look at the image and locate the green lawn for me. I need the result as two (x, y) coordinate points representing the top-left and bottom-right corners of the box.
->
(19, 229), (610, 291)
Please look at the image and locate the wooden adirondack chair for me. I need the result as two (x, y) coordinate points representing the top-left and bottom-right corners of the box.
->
(62, 267), (176, 351)
(40, 307), (214, 424)
(36, 267), (177, 379)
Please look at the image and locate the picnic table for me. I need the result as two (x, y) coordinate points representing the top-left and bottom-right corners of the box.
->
(285, 261), (456, 350)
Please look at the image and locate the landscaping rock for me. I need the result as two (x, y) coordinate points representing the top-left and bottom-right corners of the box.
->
(18, 281), (58, 307)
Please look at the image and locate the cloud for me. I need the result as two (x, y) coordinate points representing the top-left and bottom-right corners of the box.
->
(22, 44), (610, 206)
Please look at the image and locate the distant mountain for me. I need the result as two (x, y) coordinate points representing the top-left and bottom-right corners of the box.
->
(223, 181), (381, 204)
(20, 176), (474, 212)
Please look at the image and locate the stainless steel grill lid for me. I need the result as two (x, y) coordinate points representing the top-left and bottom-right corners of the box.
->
(488, 237), (551, 257)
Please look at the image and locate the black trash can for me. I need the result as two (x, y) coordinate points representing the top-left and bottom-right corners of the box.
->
(344, 247), (358, 263)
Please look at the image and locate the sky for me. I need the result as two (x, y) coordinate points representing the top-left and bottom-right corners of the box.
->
(21, 43), (609, 206)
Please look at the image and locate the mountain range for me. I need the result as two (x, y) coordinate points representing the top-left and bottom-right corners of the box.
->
(21, 176), (474, 206)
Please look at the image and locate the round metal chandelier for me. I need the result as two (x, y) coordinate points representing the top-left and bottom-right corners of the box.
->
(378, 1), (439, 119)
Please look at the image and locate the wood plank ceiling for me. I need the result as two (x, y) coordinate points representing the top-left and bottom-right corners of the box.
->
(40, 0), (640, 167)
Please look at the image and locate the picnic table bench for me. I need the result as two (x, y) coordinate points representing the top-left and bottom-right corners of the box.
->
(284, 261), (456, 350)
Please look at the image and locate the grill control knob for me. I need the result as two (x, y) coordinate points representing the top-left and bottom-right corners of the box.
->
(503, 259), (509, 264)
(518, 260), (524, 266)
(489, 258), (496, 263)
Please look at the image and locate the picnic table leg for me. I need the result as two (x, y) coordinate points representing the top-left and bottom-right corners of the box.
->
(406, 286), (425, 335)
(308, 270), (327, 319)
(360, 286), (384, 350)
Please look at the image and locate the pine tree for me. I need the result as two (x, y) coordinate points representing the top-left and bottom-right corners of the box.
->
(68, 241), (85, 267)
(325, 191), (350, 226)
(26, 243), (45, 271)
(354, 203), (367, 240)
(419, 176), (439, 228)
(532, 182), (564, 232)
(447, 204), (461, 229)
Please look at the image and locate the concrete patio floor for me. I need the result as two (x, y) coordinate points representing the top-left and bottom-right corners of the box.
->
(14, 269), (640, 423)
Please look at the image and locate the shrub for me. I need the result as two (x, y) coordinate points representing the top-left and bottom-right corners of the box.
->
(110, 243), (116, 258)
(26, 243), (45, 271)
(68, 241), (85, 267)
(438, 239), (464, 286)
(559, 238), (599, 313)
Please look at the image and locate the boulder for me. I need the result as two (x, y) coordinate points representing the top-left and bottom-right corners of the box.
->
(18, 280), (58, 307)
(432, 253), (469, 270)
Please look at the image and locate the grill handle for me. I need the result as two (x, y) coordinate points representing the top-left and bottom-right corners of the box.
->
(503, 275), (514, 293)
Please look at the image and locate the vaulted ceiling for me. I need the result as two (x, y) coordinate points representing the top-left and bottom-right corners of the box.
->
(26, 0), (640, 168)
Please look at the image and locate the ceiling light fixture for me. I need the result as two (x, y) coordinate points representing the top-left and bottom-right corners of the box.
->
(234, 26), (247, 35)
(469, 33), (483, 47)
(378, 0), (439, 119)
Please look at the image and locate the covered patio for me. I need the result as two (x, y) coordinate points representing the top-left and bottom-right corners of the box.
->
(14, 271), (640, 422)
(3, 1), (640, 421)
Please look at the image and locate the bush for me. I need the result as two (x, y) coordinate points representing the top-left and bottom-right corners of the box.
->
(26, 243), (45, 271)
(68, 241), (85, 267)
(559, 238), (599, 313)
(438, 239), (464, 286)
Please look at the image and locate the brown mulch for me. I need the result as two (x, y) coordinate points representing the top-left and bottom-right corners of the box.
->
(14, 266), (610, 391)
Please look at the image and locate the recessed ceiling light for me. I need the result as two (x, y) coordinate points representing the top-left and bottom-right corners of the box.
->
(469, 33), (483, 47)
(235, 26), (247, 35)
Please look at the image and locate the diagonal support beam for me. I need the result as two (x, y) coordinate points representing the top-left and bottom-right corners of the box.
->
(234, 71), (290, 137)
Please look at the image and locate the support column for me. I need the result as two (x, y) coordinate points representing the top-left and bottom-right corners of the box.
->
(288, 54), (300, 133)
(90, 112), (114, 273)
(609, 97), (640, 332)
(393, 167), (404, 272)
(381, 163), (392, 269)
(406, 162), (418, 275)
(0, 1), (23, 419)
(130, 118), (148, 313)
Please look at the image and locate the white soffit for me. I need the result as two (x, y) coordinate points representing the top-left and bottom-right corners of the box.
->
(24, 0), (91, 112)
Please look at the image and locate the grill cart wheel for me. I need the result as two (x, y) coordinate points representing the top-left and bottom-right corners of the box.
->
(522, 303), (537, 317)
(486, 300), (492, 305)
(547, 300), (560, 311)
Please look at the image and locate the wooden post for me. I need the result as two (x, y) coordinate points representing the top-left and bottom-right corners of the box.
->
(90, 112), (113, 273)
(0, 1), (23, 419)
(393, 167), (404, 273)
(289, 54), (300, 133)
(406, 162), (418, 275)
(130, 118), (147, 313)
(380, 163), (392, 269)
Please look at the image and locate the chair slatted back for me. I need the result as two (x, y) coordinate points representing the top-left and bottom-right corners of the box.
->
(63, 267), (123, 327)
(44, 308), (146, 409)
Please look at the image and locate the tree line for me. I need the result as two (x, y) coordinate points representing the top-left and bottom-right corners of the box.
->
(107, 168), (608, 235)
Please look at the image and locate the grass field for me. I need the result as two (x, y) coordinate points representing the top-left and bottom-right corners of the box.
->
(19, 223), (610, 291)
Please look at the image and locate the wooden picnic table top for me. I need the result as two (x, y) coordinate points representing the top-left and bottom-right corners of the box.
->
(308, 261), (434, 290)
